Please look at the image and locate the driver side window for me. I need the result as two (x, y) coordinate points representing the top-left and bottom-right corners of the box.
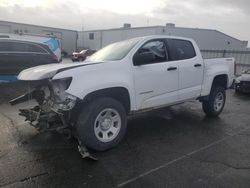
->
(134, 40), (168, 65)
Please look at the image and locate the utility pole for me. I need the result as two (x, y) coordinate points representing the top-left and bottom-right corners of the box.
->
(82, 19), (84, 50)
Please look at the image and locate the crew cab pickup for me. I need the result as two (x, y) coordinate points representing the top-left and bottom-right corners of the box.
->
(11, 35), (235, 152)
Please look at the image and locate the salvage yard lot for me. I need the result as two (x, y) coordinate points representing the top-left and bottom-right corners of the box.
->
(0, 82), (250, 188)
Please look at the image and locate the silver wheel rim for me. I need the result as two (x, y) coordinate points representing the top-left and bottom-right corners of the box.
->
(214, 92), (224, 112)
(94, 108), (121, 143)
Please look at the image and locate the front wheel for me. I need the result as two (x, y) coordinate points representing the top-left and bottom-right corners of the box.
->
(202, 86), (226, 117)
(76, 97), (127, 151)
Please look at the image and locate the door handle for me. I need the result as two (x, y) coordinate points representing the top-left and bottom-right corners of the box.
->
(167, 67), (177, 71)
(194, 63), (202, 67)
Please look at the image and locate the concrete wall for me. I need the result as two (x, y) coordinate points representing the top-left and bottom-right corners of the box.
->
(78, 27), (162, 50)
(79, 26), (247, 51)
(1, 21), (246, 54)
(78, 31), (102, 50)
(0, 21), (78, 55)
(162, 27), (247, 50)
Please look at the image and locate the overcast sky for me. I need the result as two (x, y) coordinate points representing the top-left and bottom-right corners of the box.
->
(0, 0), (249, 44)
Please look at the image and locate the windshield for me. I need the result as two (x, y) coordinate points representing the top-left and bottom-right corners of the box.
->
(88, 38), (140, 62)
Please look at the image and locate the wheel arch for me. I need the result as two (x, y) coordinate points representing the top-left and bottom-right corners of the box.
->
(82, 87), (131, 114)
(211, 74), (228, 89)
(200, 74), (228, 101)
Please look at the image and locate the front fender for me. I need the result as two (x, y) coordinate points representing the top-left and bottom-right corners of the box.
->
(52, 62), (136, 111)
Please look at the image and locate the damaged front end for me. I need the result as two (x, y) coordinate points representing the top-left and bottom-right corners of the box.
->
(10, 77), (77, 137)
(10, 78), (98, 160)
(10, 78), (97, 160)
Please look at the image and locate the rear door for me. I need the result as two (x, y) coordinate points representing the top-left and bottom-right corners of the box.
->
(28, 43), (53, 65)
(133, 39), (179, 110)
(167, 39), (203, 100)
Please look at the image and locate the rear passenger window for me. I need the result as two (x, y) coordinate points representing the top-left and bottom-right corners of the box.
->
(13, 43), (47, 53)
(168, 39), (196, 60)
(29, 44), (48, 53)
(0, 41), (48, 54)
(0, 41), (48, 53)
(0, 42), (12, 51)
(12, 42), (30, 52)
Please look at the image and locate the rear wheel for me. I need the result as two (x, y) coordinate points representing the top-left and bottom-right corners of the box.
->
(202, 86), (226, 117)
(76, 97), (127, 151)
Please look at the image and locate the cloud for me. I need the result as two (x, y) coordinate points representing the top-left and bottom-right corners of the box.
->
(151, 0), (250, 44)
(0, 3), (162, 30)
(197, 0), (250, 15)
(0, 0), (249, 45)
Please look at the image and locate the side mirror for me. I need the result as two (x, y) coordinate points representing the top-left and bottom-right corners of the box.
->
(133, 52), (155, 66)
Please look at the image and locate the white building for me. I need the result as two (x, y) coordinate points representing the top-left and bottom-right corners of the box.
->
(78, 23), (248, 51)
(0, 21), (247, 53)
(0, 20), (78, 55)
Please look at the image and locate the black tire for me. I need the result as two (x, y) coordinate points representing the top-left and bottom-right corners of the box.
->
(76, 97), (127, 151)
(202, 86), (226, 117)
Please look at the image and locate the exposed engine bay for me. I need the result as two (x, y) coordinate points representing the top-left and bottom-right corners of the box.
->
(10, 78), (76, 132)
(10, 79), (97, 160)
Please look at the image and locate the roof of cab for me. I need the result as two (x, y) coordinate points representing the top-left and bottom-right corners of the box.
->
(141, 35), (195, 41)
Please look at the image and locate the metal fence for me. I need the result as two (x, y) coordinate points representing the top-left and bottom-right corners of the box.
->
(201, 49), (250, 75)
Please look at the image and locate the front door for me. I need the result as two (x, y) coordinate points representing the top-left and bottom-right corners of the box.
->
(132, 39), (179, 110)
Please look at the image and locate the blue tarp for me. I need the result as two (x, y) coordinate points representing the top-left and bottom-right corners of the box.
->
(0, 76), (17, 82)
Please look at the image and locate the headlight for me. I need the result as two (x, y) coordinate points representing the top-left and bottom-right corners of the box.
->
(51, 77), (72, 91)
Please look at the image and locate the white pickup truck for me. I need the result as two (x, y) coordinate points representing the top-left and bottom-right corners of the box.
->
(11, 35), (235, 152)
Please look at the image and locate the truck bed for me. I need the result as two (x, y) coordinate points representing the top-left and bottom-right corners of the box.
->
(201, 57), (235, 96)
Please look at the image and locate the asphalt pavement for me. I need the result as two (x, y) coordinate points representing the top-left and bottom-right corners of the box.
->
(0, 86), (250, 188)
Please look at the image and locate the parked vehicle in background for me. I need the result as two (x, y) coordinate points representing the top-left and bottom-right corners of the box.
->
(235, 69), (250, 93)
(71, 49), (96, 62)
(11, 35), (235, 153)
(0, 33), (61, 82)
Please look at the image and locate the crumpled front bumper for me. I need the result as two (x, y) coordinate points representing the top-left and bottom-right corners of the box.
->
(9, 82), (98, 160)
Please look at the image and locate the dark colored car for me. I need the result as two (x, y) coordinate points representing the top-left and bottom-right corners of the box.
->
(0, 38), (59, 81)
(71, 49), (96, 62)
(235, 69), (250, 93)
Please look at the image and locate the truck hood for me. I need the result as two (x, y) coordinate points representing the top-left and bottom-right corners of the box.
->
(18, 62), (99, 81)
